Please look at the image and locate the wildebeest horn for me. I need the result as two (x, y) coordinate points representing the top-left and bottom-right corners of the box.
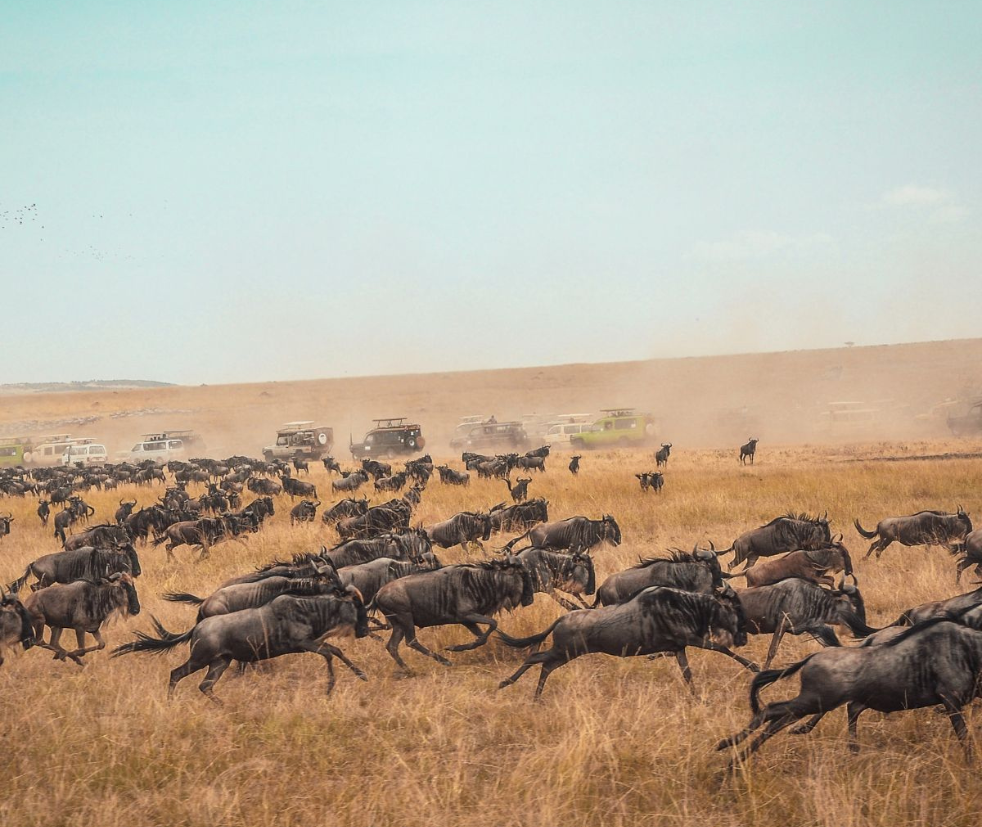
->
(108, 572), (122, 581)
(709, 540), (716, 551)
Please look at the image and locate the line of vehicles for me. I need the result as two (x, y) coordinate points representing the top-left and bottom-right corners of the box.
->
(0, 430), (204, 469)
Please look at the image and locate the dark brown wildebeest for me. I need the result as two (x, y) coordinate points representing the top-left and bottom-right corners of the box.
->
(436, 466), (470, 486)
(730, 540), (854, 588)
(332, 469), (370, 494)
(9, 545), (142, 592)
(426, 511), (492, 553)
(290, 499), (320, 525)
(0, 591), (36, 666)
(292, 457), (309, 475)
(568, 455), (581, 475)
(594, 546), (723, 606)
(322, 530), (433, 570)
(375, 471), (408, 493)
(336, 500), (412, 541)
(113, 588), (369, 702)
(504, 514), (621, 555)
(717, 619), (982, 765)
(951, 528), (982, 583)
(490, 499), (548, 533)
(322, 497), (369, 525)
(163, 576), (342, 622)
(515, 456), (545, 473)
(281, 475), (317, 500)
(496, 586), (755, 699)
(0, 512), (12, 541)
(515, 548), (595, 610)
(506, 477), (532, 503)
(152, 517), (241, 561)
(37, 499), (51, 527)
(63, 523), (131, 551)
(655, 443), (672, 467)
(736, 577), (877, 668)
(888, 584), (982, 627)
(740, 438), (759, 465)
(361, 459), (392, 481)
(855, 507), (973, 560)
(337, 556), (442, 605)
(635, 472), (663, 493)
(724, 512), (831, 571)
(322, 456), (342, 475)
(115, 499), (138, 526)
(375, 557), (535, 674)
(24, 573), (140, 664)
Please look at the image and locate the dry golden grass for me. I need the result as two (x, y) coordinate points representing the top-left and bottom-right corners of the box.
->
(2, 441), (982, 827)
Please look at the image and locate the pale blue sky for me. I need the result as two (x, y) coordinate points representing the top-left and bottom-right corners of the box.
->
(2, 1), (979, 384)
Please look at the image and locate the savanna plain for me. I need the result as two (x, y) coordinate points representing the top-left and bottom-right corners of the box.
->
(3, 434), (982, 827)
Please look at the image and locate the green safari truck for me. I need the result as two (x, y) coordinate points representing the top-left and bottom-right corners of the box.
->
(569, 409), (656, 450)
(0, 439), (27, 468)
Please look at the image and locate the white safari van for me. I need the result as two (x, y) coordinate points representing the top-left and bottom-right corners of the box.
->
(122, 437), (186, 463)
(62, 441), (109, 466)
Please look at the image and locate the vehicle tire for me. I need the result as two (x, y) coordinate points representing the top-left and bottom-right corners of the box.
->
(23, 451), (33, 463)
(317, 432), (328, 446)
(406, 437), (417, 450)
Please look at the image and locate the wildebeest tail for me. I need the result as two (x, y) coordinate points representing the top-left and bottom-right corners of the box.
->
(151, 534), (168, 547)
(162, 592), (205, 605)
(111, 616), (193, 657)
(8, 566), (32, 592)
(840, 608), (879, 638)
(749, 655), (815, 714)
(495, 617), (563, 648)
(853, 518), (878, 539)
(501, 527), (533, 553)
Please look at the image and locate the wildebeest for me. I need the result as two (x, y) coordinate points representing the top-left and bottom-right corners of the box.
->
(951, 528), (982, 583)
(290, 499), (320, 525)
(152, 517), (240, 561)
(282, 475), (318, 500)
(247, 477), (282, 496)
(504, 514), (621, 554)
(0, 512), (12, 541)
(337, 556), (441, 605)
(322, 456), (342, 474)
(594, 547), (723, 606)
(113, 589), (370, 701)
(496, 586), (755, 699)
(736, 578), (877, 668)
(63, 523), (131, 551)
(322, 498), (369, 525)
(490, 499), (548, 533)
(36, 499), (50, 527)
(336, 500), (412, 540)
(375, 471), (408, 493)
(0, 591), (35, 666)
(515, 456), (545, 473)
(52, 507), (77, 544)
(717, 619), (982, 764)
(436, 466), (470, 486)
(361, 459), (392, 481)
(568, 455), (581, 475)
(25, 572), (140, 664)
(731, 540), (854, 589)
(724, 512), (831, 571)
(854, 507), (973, 559)
(515, 548), (595, 610)
(375, 557), (535, 673)
(164, 576), (343, 622)
(506, 477), (531, 503)
(115, 499), (138, 526)
(9, 545), (142, 592)
(888, 584), (982, 627)
(332, 469), (370, 493)
(655, 443), (672, 467)
(426, 511), (493, 553)
(322, 530), (432, 569)
(635, 472), (664, 494)
(740, 438), (759, 465)
(292, 457), (309, 475)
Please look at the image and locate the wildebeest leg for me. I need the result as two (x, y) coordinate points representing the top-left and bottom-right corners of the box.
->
(729, 704), (804, 765)
(939, 696), (972, 760)
(67, 629), (106, 660)
(198, 656), (232, 704)
(955, 558), (972, 583)
(789, 712), (826, 735)
(846, 702), (866, 752)
(405, 628), (452, 665)
(168, 658), (201, 697)
(674, 649), (696, 693)
(446, 615), (497, 651)
(763, 616), (788, 670)
(698, 642), (759, 672)
(546, 591), (580, 612)
(299, 640), (368, 686)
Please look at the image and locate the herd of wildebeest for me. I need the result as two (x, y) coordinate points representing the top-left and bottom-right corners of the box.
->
(2, 441), (982, 770)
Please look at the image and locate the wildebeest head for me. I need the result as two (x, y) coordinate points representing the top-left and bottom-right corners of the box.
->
(693, 542), (724, 590)
(123, 544), (142, 577)
(345, 585), (370, 639)
(479, 513), (493, 542)
(106, 572), (141, 616)
(602, 515), (622, 546)
(711, 586), (748, 648)
(956, 506), (973, 535)
(570, 550), (596, 595)
(501, 555), (535, 607)
(1, 590), (35, 649)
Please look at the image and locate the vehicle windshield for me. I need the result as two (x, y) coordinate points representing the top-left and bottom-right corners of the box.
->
(276, 436), (290, 446)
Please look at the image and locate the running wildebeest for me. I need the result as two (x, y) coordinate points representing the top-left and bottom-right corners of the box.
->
(496, 586), (755, 699)
(436, 466), (470, 486)
(515, 548), (596, 610)
(115, 499), (138, 526)
(113, 588), (370, 702)
(854, 507), (973, 559)
(25, 572), (140, 664)
(290, 499), (320, 525)
(322, 530), (432, 569)
(322, 498), (369, 525)
(52, 507), (78, 544)
(0, 591), (35, 666)
(504, 514), (621, 554)
(63, 523), (131, 551)
(9, 545), (142, 592)
(36, 499), (50, 527)
(490, 499), (548, 533)
(332, 469), (370, 493)
(740, 438), (759, 465)
(724, 512), (831, 571)
(717, 619), (982, 764)
(594, 546), (723, 606)
(888, 584), (982, 627)
(337, 556), (442, 605)
(635, 472), (664, 494)
(655, 443), (672, 467)
(951, 528), (982, 583)
(361, 459), (392, 481)
(729, 540), (854, 589)
(375, 557), (535, 674)
(164, 576), (343, 622)
(152, 517), (240, 561)
(506, 477), (532, 503)
(568, 455), (581, 475)
(736, 577), (877, 669)
(426, 511), (493, 553)
(0, 513), (12, 541)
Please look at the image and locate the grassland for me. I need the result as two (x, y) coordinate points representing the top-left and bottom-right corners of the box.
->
(2, 440), (982, 827)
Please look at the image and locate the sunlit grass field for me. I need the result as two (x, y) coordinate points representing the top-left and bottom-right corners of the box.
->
(2, 441), (981, 826)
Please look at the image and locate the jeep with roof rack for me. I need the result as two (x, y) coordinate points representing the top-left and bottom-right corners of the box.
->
(263, 421), (334, 462)
(350, 418), (425, 460)
(569, 408), (656, 450)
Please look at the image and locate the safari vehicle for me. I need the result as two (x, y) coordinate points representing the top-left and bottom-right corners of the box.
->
(122, 436), (188, 464)
(450, 420), (529, 452)
(263, 422), (334, 462)
(569, 408), (656, 450)
(145, 429), (206, 452)
(0, 439), (26, 468)
(62, 440), (109, 466)
(22, 434), (90, 468)
(350, 418), (425, 460)
(948, 400), (982, 436)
